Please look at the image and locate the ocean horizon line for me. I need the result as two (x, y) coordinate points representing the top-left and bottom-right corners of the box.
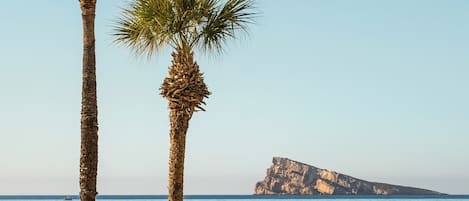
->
(1, 195), (469, 199)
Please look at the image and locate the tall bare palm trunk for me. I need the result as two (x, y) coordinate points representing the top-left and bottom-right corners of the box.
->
(79, 1), (98, 201)
(167, 110), (189, 201)
(161, 49), (210, 201)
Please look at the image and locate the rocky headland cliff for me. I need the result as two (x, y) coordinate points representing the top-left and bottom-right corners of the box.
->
(254, 157), (444, 195)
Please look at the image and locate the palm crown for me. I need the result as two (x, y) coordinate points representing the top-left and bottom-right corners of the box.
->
(113, 0), (256, 56)
(112, 1), (256, 201)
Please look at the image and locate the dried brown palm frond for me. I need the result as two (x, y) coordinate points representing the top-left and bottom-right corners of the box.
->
(160, 49), (211, 116)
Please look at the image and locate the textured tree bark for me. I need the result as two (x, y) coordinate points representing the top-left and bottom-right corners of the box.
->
(79, 1), (98, 201)
(161, 50), (210, 201)
(167, 110), (190, 201)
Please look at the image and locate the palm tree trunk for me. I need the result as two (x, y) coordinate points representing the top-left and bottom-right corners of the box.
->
(168, 110), (190, 201)
(161, 49), (210, 201)
(79, 1), (98, 201)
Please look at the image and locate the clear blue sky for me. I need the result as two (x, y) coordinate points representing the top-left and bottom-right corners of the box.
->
(0, 0), (468, 195)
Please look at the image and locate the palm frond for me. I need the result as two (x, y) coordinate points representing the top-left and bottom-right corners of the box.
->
(112, 0), (258, 56)
(112, 0), (177, 57)
(199, 0), (257, 53)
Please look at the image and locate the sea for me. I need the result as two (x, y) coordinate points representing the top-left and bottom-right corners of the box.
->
(0, 195), (469, 201)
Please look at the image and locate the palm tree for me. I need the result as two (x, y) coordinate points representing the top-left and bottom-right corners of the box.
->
(79, 1), (99, 201)
(113, 1), (256, 201)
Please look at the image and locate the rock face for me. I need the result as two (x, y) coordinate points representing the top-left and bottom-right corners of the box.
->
(254, 157), (444, 195)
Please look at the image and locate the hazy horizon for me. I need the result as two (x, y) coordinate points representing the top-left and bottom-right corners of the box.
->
(1, 0), (468, 195)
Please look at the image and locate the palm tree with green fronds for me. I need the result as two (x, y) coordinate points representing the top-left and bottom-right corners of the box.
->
(112, 0), (256, 201)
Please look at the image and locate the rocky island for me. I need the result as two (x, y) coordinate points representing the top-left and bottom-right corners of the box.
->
(254, 157), (444, 195)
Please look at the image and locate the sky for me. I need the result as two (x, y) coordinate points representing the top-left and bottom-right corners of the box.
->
(0, 0), (468, 195)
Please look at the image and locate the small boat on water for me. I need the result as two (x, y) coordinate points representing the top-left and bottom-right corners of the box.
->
(64, 196), (72, 200)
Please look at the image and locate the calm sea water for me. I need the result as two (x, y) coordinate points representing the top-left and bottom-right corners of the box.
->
(0, 195), (468, 201)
